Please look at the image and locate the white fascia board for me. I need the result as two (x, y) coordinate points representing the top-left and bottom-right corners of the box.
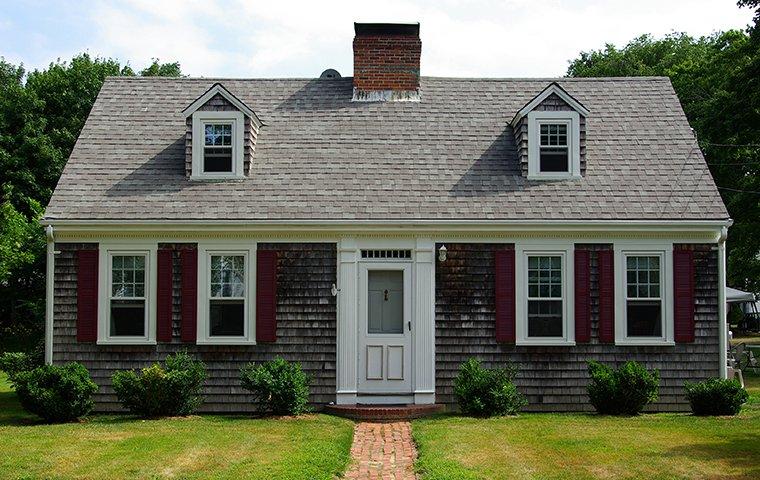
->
(511, 83), (591, 127)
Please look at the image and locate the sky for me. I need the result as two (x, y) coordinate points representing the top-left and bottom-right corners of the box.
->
(0, 0), (755, 78)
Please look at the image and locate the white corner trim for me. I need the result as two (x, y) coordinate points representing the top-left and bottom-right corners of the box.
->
(196, 242), (257, 345)
(513, 83), (590, 125)
(718, 227), (728, 378)
(182, 83), (262, 127)
(527, 111), (582, 180)
(613, 242), (675, 346)
(97, 242), (158, 345)
(515, 240), (576, 346)
(191, 111), (245, 180)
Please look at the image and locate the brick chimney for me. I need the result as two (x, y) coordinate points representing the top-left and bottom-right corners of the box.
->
(352, 23), (421, 102)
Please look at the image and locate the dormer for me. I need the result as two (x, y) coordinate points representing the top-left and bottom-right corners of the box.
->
(182, 83), (263, 180)
(511, 83), (589, 180)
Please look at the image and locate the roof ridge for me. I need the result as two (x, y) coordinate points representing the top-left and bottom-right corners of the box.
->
(104, 75), (672, 82)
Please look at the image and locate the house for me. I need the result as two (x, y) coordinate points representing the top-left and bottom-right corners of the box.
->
(42, 23), (731, 412)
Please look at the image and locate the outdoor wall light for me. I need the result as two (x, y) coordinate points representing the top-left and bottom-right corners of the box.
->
(438, 245), (447, 262)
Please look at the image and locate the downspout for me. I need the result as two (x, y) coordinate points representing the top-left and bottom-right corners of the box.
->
(44, 225), (55, 365)
(717, 226), (728, 379)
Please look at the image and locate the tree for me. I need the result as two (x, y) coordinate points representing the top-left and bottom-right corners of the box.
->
(567, 18), (760, 293)
(0, 54), (182, 352)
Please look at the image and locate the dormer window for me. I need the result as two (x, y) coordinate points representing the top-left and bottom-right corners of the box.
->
(182, 82), (263, 181)
(204, 123), (233, 173)
(512, 82), (589, 181)
(191, 111), (244, 179)
(527, 111), (580, 179)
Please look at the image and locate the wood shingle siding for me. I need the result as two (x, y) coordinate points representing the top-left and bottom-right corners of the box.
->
(52, 242), (337, 412)
(434, 243), (719, 412)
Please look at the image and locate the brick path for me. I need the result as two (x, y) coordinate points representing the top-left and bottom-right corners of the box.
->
(344, 421), (417, 480)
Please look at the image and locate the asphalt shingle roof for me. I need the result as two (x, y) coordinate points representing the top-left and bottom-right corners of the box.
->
(44, 76), (729, 222)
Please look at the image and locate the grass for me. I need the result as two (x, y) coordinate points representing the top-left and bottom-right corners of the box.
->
(0, 372), (354, 480)
(413, 375), (760, 480)
(731, 332), (760, 346)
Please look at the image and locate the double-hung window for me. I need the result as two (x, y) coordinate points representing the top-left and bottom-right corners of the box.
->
(197, 244), (256, 344)
(615, 245), (674, 345)
(516, 243), (574, 345)
(191, 111), (244, 179)
(98, 244), (157, 344)
(527, 111), (581, 179)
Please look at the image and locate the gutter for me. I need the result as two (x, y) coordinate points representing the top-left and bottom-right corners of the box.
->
(718, 226), (729, 379)
(44, 225), (55, 365)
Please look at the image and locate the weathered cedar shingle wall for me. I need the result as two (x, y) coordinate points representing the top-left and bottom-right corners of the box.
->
(52, 242), (336, 412)
(514, 92), (587, 176)
(184, 93), (259, 177)
(435, 243), (718, 412)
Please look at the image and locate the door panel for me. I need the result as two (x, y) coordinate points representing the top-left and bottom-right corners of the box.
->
(358, 263), (413, 395)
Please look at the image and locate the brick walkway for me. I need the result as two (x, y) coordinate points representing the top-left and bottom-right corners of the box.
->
(344, 421), (417, 480)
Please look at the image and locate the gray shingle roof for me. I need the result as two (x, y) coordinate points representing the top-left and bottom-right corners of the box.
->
(44, 76), (729, 222)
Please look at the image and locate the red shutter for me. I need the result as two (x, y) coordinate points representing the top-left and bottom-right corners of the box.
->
(495, 249), (516, 343)
(180, 247), (198, 343)
(157, 248), (173, 342)
(76, 249), (98, 343)
(256, 250), (278, 343)
(597, 249), (615, 343)
(674, 248), (695, 343)
(574, 249), (591, 343)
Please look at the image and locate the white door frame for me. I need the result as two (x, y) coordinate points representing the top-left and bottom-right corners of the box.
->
(336, 237), (436, 405)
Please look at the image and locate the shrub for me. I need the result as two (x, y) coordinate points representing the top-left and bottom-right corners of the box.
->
(587, 361), (659, 415)
(453, 358), (527, 417)
(240, 357), (310, 415)
(684, 378), (749, 416)
(112, 352), (207, 417)
(12, 363), (98, 423)
(0, 352), (38, 382)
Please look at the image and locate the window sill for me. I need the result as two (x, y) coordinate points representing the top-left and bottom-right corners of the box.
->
(526, 174), (582, 181)
(97, 339), (156, 346)
(516, 339), (576, 347)
(195, 339), (257, 346)
(190, 174), (245, 182)
(615, 339), (675, 347)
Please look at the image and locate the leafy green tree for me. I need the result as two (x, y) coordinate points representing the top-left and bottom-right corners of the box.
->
(0, 54), (181, 352)
(567, 11), (760, 293)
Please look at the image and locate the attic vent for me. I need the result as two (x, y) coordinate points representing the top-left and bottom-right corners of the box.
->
(361, 249), (412, 260)
(320, 68), (341, 79)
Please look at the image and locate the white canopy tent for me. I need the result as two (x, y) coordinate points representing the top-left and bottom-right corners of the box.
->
(726, 286), (756, 304)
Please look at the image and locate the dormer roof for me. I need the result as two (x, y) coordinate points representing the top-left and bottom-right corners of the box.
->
(182, 82), (263, 128)
(511, 82), (590, 127)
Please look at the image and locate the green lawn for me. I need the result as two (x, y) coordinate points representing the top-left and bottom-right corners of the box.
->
(413, 375), (760, 480)
(0, 373), (354, 480)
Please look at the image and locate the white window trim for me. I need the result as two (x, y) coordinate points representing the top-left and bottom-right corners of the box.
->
(614, 243), (675, 346)
(191, 110), (245, 180)
(515, 241), (575, 346)
(527, 110), (581, 180)
(97, 243), (157, 345)
(196, 242), (257, 345)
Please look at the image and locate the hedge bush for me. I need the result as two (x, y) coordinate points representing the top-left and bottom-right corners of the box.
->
(112, 352), (207, 417)
(453, 358), (527, 417)
(0, 351), (39, 381)
(587, 361), (659, 415)
(684, 378), (749, 416)
(240, 357), (310, 415)
(12, 363), (98, 423)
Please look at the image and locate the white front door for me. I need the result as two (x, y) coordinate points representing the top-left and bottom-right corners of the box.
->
(358, 262), (413, 396)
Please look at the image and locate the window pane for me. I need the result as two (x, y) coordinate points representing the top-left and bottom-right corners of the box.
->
(210, 255), (245, 298)
(626, 300), (662, 337)
(203, 147), (233, 172)
(626, 255), (661, 299)
(528, 300), (563, 337)
(112, 255), (146, 300)
(539, 148), (569, 172)
(110, 299), (145, 336)
(210, 299), (245, 336)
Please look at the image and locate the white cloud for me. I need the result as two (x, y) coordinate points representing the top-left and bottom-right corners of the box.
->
(79, 0), (752, 77)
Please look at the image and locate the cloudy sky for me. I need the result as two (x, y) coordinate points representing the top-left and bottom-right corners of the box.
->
(0, 0), (754, 78)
